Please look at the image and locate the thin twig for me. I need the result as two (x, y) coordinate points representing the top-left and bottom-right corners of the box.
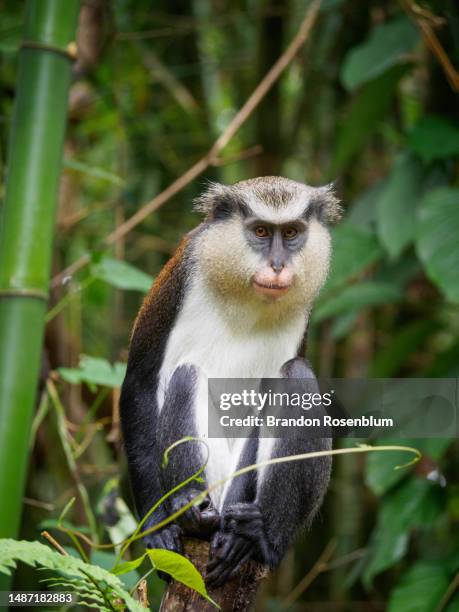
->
(436, 571), (459, 612)
(280, 539), (337, 609)
(41, 530), (68, 556)
(401, 0), (459, 92)
(24, 497), (55, 512)
(51, 0), (321, 288)
(136, 579), (149, 608)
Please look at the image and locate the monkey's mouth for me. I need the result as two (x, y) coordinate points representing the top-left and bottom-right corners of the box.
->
(252, 279), (291, 298)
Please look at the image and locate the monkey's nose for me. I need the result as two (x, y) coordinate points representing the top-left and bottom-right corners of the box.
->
(270, 259), (284, 273)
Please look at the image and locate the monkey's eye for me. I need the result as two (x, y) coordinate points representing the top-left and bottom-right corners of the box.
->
(283, 227), (298, 240)
(254, 226), (270, 238)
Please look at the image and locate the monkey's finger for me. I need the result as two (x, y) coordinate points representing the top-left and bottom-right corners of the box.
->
(207, 542), (251, 586)
(207, 536), (248, 573)
(209, 531), (226, 558)
(208, 534), (237, 569)
(223, 549), (253, 583)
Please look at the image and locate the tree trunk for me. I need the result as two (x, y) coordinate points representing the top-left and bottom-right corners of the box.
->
(0, 0), (80, 589)
(160, 539), (269, 612)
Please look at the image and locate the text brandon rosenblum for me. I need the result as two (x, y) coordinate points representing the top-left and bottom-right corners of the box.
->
(220, 414), (394, 428)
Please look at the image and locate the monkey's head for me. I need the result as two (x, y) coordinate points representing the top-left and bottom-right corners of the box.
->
(194, 176), (341, 313)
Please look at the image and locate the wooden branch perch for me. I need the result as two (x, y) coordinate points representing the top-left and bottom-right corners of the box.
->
(51, 0), (321, 288)
(160, 539), (268, 612)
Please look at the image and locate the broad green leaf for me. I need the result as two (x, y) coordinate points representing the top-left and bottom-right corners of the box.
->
(341, 17), (419, 91)
(408, 116), (459, 163)
(376, 155), (424, 258)
(112, 555), (146, 576)
(331, 65), (409, 174)
(388, 563), (450, 612)
(363, 479), (443, 585)
(92, 257), (153, 293)
(314, 282), (402, 322)
(147, 549), (217, 607)
(325, 224), (382, 291)
(0, 539), (145, 612)
(416, 187), (459, 302)
(58, 355), (127, 388)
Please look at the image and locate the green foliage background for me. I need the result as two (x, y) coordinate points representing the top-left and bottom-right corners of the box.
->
(0, 0), (458, 610)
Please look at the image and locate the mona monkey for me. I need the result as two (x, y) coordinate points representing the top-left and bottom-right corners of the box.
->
(120, 176), (341, 586)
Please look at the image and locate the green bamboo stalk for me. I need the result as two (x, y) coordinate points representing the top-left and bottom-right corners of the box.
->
(0, 0), (80, 568)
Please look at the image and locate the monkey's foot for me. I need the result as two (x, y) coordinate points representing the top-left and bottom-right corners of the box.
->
(170, 489), (220, 538)
(144, 523), (183, 554)
(143, 523), (183, 582)
(206, 503), (266, 586)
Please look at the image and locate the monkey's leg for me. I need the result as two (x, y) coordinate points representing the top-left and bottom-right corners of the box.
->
(207, 358), (331, 585)
(158, 364), (219, 539)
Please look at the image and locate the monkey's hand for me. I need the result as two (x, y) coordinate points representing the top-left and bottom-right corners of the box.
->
(170, 488), (220, 538)
(206, 503), (267, 586)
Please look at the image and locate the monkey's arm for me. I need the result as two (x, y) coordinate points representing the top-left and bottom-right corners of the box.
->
(120, 371), (182, 553)
(207, 358), (331, 585)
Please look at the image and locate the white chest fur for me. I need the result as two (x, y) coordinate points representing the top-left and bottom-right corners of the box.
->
(156, 277), (306, 507)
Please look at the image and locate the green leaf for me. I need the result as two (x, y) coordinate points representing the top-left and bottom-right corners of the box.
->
(314, 282), (402, 322)
(112, 555), (146, 576)
(0, 539), (145, 612)
(363, 479), (443, 585)
(92, 257), (153, 293)
(147, 549), (217, 607)
(408, 116), (459, 163)
(325, 224), (382, 291)
(58, 355), (126, 388)
(376, 154), (424, 258)
(341, 16), (419, 91)
(331, 64), (409, 173)
(416, 187), (459, 302)
(388, 563), (450, 612)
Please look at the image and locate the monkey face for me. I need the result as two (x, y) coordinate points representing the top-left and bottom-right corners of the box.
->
(196, 214), (331, 309)
(194, 177), (339, 309)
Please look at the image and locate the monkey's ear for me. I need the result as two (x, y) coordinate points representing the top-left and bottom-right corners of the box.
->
(312, 183), (342, 225)
(194, 182), (244, 221)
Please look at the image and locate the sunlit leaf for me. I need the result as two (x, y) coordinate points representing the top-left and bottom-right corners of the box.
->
(147, 549), (217, 607)
(58, 355), (126, 388)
